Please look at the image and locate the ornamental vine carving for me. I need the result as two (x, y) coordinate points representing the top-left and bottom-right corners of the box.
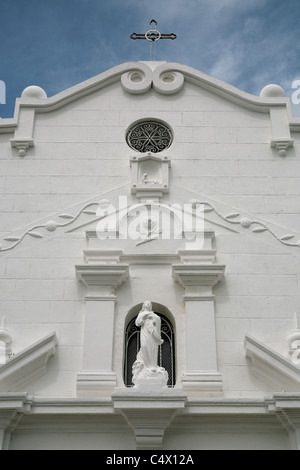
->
(1, 199), (300, 252)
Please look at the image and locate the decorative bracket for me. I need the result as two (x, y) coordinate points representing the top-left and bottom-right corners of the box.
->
(10, 138), (34, 157)
(112, 386), (186, 449)
(260, 84), (294, 157)
(271, 138), (294, 157)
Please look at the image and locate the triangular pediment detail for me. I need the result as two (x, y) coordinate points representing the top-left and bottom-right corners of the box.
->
(1, 183), (300, 255)
(0, 332), (57, 392)
(245, 335), (300, 392)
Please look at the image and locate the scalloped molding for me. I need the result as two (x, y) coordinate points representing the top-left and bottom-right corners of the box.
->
(245, 335), (300, 392)
(0, 332), (57, 392)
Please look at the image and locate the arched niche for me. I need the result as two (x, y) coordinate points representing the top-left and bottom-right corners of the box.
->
(123, 302), (176, 388)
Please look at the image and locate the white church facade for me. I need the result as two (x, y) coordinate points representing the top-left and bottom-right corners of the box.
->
(1, 60), (300, 450)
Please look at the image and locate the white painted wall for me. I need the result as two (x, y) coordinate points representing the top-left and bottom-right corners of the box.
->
(1, 61), (300, 449)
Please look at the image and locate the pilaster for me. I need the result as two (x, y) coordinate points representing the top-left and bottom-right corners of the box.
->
(10, 108), (35, 157)
(172, 249), (225, 395)
(75, 255), (129, 396)
(270, 107), (294, 156)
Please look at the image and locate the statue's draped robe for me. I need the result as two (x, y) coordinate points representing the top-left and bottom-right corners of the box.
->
(135, 311), (163, 368)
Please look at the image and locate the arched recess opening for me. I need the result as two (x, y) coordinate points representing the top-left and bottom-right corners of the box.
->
(123, 303), (176, 387)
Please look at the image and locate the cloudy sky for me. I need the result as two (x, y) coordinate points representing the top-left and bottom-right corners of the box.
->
(1, 0), (300, 118)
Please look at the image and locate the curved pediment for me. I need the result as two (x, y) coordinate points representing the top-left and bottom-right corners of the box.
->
(2, 60), (296, 158)
(0, 61), (292, 122)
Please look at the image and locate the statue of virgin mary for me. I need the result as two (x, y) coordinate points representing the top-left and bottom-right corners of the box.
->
(132, 301), (168, 385)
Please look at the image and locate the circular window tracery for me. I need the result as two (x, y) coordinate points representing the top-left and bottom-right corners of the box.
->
(126, 120), (173, 153)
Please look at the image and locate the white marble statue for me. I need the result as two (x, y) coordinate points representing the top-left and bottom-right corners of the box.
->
(132, 301), (168, 386)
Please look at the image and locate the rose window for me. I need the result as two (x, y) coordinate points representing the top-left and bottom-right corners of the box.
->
(126, 120), (173, 153)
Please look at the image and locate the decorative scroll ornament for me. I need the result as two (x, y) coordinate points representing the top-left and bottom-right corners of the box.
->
(121, 63), (184, 95)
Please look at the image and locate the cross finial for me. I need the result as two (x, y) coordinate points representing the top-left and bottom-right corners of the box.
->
(130, 20), (177, 60)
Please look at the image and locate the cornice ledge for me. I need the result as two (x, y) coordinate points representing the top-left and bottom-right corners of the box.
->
(112, 386), (187, 406)
(0, 332), (57, 392)
(289, 119), (300, 133)
(0, 392), (31, 411)
(186, 397), (268, 415)
(172, 264), (225, 287)
(31, 396), (114, 414)
(267, 392), (300, 410)
(245, 335), (300, 391)
(0, 119), (18, 134)
(75, 263), (129, 288)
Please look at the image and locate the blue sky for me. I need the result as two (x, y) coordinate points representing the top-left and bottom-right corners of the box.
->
(1, 0), (300, 118)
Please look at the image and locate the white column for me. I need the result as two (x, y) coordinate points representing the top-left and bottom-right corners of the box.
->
(173, 259), (225, 395)
(76, 263), (129, 396)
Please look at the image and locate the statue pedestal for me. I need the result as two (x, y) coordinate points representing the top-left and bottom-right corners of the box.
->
(133, 376), (168, 391)
(112, 384), (187, 450)
(132, 366), (169, 390)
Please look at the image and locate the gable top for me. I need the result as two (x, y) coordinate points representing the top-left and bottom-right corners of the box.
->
(1, 60), (299, 133)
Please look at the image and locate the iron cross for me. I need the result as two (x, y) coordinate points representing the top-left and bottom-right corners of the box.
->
(130, 19), (177, 42)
